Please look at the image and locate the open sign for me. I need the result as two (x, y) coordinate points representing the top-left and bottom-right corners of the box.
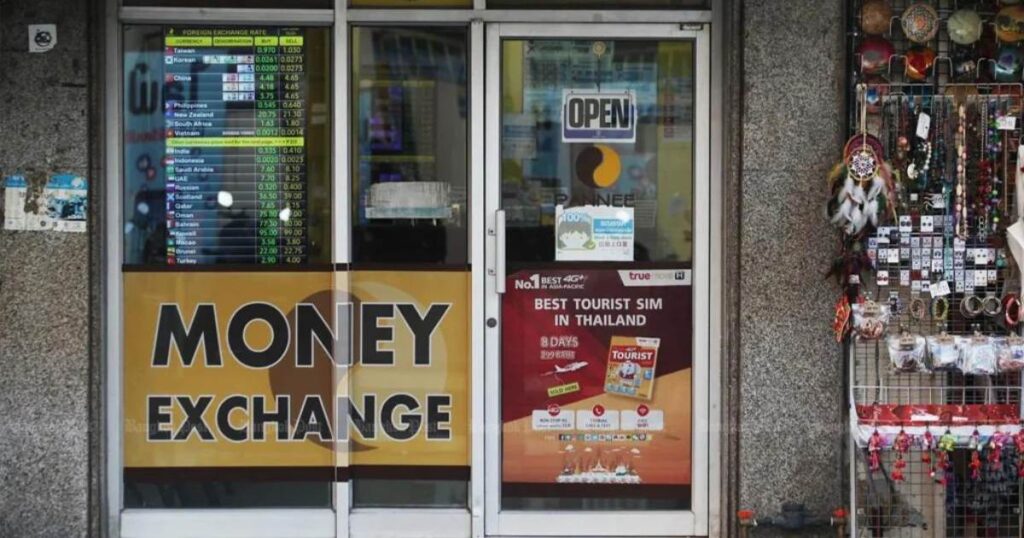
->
(562, 89), (637, 143)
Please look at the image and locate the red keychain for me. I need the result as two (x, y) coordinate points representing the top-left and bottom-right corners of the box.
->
(920, 428), (934, 464)
(969, 429), (982, 481)
(892, 429), (911, 482)
(987, 430), (1006, 467)
(868, 429), (884, 473)
(1015, 428), (1024, 478)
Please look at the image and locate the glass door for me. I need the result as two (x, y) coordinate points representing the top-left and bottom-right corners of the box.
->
(483, 23), (710, 536)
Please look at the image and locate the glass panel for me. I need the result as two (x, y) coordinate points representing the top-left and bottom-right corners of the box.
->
(487, 0), (707, 9)
(350, 0), (472, 8)
(124, 0), (333, 7)
(351, 26), (469, 266)
(122, 271), (338, 508)
(502, 39), (693, 265)
(123, 25), (332, 266)
(353, 479), (468, 508)
(499, 38), (695, 511)
(346, 270), (472, 509)
(125, 481), (331, 508)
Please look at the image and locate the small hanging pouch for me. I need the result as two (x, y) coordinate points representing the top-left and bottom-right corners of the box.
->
(927, 333), (960, 371)
(888, 333), (926, 373)
(961, 335), (997, 375)
(997, 336), (1024, 372)
(853, 301), (889, 340)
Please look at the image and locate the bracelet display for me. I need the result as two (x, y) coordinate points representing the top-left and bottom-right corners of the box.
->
(961, 295), (984, 319)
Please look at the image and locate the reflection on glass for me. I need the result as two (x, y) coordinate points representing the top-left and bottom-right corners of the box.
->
(501, 39), (694, 266)
(125, 481), (331, 508)
(351, 27), (469, 265)
(351, 0), (472, 7)
(499, 38), (695, 512)
(353, 479), (468, 508)
(488, 0), (707, 8)
(122, 25), (332, 266)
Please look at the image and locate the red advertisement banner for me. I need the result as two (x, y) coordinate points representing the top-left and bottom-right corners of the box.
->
(501, 268), (693, 496)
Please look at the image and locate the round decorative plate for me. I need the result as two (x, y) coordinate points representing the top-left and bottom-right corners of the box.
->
(996, 5), (1024, 43)
(858, 36), (895, 75)
(901, 2), (939, 43)
(905, 46), (936, 81)
(948, 9), (984, 45)
(994, 45), (1024, 81)
(860, 0), (893, 36)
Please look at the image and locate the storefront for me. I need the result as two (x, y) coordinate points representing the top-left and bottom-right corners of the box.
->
(105, 1), (722, 536)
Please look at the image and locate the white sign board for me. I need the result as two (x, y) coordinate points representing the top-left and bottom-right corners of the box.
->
(561, 89), (636, 143)
(555, 205), (634, 261)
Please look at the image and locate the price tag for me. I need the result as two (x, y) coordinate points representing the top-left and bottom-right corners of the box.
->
(916, 112), (931, 139)
(997, 115), (1017, 131)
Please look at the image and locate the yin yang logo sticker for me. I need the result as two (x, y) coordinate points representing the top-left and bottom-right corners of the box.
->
(575, 144), (622, 189)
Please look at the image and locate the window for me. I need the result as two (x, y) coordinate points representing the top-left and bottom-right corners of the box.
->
(350, 26), (469, 266)
(121, 24), (335, 509)
(122, 25), (332, 267)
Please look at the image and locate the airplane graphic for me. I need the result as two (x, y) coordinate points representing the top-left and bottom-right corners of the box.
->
(542, 361), (589, 376)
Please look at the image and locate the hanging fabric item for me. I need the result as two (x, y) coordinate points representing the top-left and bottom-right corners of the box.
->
(828, 85), (894, 239)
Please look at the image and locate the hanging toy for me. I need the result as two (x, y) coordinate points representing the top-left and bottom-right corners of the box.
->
(920, 428), (935, 464)
(868, 430), (884, 473)
(969, 429), (982, 481)
(1014, 429), (1024, 479)
(987, 430), (1006, 467)
(936, 429), (956, 484)
(832, 294), (852, 342)
(892, 429), (911, 482)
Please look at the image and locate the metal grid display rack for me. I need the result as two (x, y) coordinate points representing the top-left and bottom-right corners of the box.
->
(844, 1), (1024, 536)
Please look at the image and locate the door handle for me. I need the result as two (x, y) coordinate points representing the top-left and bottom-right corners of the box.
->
(495, 209), (506, 294)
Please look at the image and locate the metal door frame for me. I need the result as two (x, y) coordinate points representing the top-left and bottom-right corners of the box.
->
(482, 22), (712, 537)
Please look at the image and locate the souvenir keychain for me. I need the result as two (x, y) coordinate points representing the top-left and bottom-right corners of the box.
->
(936, 428), (956, 484)
(969, 429), (983, 481)
(1014, 428), (1024, 478)
(920, 427), (935, 464)
(892, 428), (911, 482)
(987, 429), (1006, 468)
(868, 429), (884, 473)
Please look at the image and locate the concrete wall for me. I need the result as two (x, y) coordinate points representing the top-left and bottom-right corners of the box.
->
(0, 0), (92, 536)
(737, 0), (847, 533)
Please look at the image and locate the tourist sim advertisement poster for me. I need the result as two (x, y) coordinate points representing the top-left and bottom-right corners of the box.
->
(501, 269), (692, 493)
